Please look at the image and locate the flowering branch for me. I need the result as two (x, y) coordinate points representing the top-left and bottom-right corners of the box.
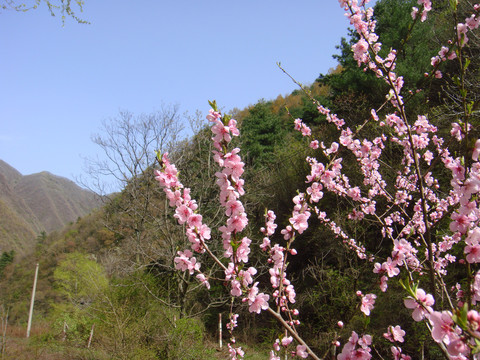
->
(153, 1), (480, 359)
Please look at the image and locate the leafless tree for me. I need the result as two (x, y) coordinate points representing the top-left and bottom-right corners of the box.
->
(81, 105), (183, 267)
(84, 105), (183, 196)
(1, 0), (88, 24)
(81, 105), (230, 317)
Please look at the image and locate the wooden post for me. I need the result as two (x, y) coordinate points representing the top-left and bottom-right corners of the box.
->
(87, 324), (95, 348)
(218, 313), (222, 349)
(62, 321), (68, 341)
(1, 306), (8, 359)
(26, 263), (39, 338)
(331, 332), (337, 358)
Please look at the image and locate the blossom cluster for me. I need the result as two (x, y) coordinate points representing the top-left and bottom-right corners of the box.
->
(207, 108), (270, 315)
(154, 152), (212, 288)
(291, 0), (480, 357)
(337, 331), (372, 360)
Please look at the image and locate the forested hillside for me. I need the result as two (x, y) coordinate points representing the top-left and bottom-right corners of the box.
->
(1, 0), (479, 359)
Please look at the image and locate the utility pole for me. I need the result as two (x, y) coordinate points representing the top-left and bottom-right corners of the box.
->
(219, 313), (222, 349)
(26, 263), (39, 338)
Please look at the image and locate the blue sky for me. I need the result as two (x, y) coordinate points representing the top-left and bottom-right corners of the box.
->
(0, 1), (354, 185)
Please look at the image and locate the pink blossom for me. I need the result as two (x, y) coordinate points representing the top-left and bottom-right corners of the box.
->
(423, 150), (433, 165)
(206, 109), (221, 122)
(391, 346), (411, 360)
(296, 345), (308, 358)
(241, 267), (257, 286)
(450, 211), (471, 234)
(307, 182), (323, 202)
(196, 273), (210, 289)
(457, 22), (469, 45)
(472, 139), (480, 161)
(230, 279), (242, 297)
(431, 56), (441, 67)
(411, 6), (418, 19)
(451, 122), (464, 141)
(289, 213), (309, 234)
(447, 338), (468, 357)
(358, 334), (372, 348)
(465, 242), (480, 263)
(248, 292), (269, 314)
(174, 205), (192, 224)
(301, 124), (312, 137)
(281, 336), (293, 347)
(383, 325), (406, 343)
(352, 38), (369, 65)
(187, 213), (203, 228)
(269, 351), (280, 360)
(197, 224), (211, 241)
(404, 288), (434, 321)
(236, 237), (252, 263)
(227, 212), (248, 233)
(260, 237), (271, 251)
(382, 257), (400, 277)
(174, 250), (200, 274)
(285, 284), (296, 303)
(360, 293), (376, 316)
(281, 225), (293, 240)
(294, 118), (302, 131)
(429, 311), (455, 343)
(417, 0), (431, 21)
(337, 331), (372, 360)
(466, 14), (480, 30)
(228, 344), (244, 359)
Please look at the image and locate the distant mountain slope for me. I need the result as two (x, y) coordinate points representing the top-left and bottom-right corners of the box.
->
(0, 160), (100, 254)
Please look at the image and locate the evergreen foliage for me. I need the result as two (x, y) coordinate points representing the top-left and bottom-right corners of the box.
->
(0, 250), (14, 277)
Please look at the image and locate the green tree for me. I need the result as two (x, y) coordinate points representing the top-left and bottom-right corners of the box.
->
(240, 100), (287, 166)
(0, 251), (14, 277)
(317, 0), (441, 120)
(53, 252), (108, 307)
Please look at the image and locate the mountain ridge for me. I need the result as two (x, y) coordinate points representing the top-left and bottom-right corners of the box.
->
(0, 160), (100, 254)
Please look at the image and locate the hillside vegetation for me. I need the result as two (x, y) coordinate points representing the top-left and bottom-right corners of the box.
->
(0, 160), (100, 255)
(1, 1), (479, 359)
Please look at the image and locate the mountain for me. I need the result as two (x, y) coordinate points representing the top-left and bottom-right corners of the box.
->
(0, 160), (100, 254)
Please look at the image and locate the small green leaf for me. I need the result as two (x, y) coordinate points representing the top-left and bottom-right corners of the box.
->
(365, 316), (371, 327)
(223, 114), (231, 126)
(472, 338), (480, 355)
(399, 278), (416, 297)
(453, 303), (469, 329)
(208, 100), (218, 112)
(467, 101), (474, 114)
(453, 75), (461, 87)
(449, 0), (458, 10)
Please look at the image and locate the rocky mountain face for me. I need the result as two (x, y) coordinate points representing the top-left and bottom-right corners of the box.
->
(0, 160), (100, 254)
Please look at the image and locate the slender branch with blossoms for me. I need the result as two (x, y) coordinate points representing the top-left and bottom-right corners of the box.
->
(156, 101), (318, 359)
(153, 1), (480, 359)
